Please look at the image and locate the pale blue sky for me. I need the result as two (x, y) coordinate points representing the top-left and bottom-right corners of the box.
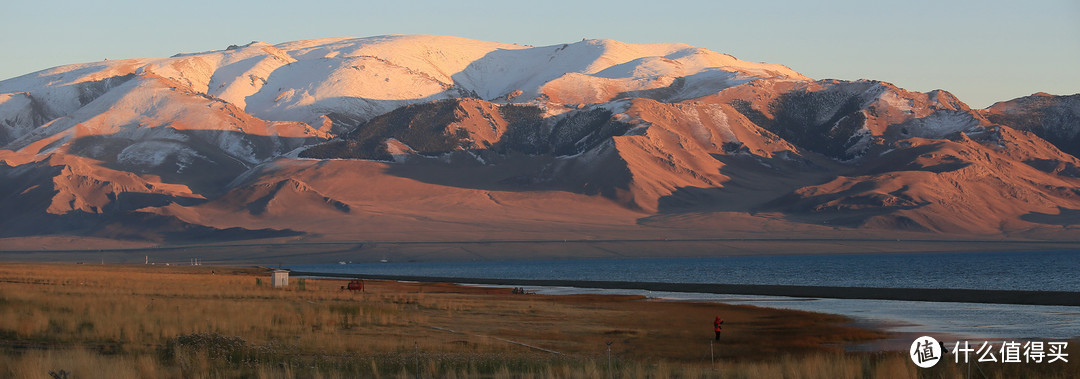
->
(2, 0), (1077, 108)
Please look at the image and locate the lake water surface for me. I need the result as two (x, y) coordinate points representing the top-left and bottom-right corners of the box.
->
(286, 250), (1080, 341)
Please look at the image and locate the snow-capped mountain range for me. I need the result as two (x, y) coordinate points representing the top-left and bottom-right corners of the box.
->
(1, 35), (1078, 247)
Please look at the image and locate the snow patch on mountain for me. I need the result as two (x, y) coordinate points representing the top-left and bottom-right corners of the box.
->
(242, 56), (457, 126)
(1, 34), (811, 141)
(117, 140), (208, 172)
(899, 110), (983, 139)
(878, 89), (915, 113)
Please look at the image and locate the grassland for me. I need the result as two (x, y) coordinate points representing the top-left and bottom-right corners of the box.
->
(0, 263), (1073, 378)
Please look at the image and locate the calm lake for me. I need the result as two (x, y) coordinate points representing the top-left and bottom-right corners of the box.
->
(286, 250), (1080, 341)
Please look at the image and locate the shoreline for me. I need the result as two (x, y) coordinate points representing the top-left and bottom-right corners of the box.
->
(7, 236), (1080, 254)
(0, 263), (889, 359)
(4, 238), (1080, 265)
(288, 271), (1080, 307)
(2, 262), (1075, 378)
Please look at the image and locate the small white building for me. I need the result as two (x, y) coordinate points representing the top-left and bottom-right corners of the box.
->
(271, 270), (289, 288)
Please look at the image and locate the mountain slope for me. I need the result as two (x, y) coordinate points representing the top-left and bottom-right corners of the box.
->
(983, 93), (1080, 157)
(1, 35), (1079, 248)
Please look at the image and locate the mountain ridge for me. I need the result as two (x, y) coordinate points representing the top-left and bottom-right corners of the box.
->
(2, 35), (1079, 249)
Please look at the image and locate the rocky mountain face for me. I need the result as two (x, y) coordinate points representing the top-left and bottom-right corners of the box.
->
(983, 93), (1080, 157)
(1, 35), (1078, 244)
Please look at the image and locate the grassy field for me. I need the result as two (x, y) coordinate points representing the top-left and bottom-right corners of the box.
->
(0, 263), (1073, 378)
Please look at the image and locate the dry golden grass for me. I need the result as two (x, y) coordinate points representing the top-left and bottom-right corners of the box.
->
(0, 263), (1074, 378)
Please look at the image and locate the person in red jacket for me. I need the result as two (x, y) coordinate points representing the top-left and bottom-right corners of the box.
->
(714, 316), (724, 340)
